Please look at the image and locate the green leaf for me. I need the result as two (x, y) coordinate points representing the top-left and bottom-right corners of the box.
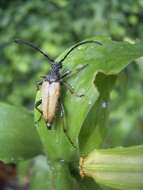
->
(0, 102), (43, 162)
(61, 37), (143, 149)
(82, 145), (143, 190)
(35, 36), (143, 160)
(35, 101), (77, 161)
(29, 155), (102, 190)
(78, 177), (103, 190)
(30, 156), (80, 190)
(79, 73), (117, 156)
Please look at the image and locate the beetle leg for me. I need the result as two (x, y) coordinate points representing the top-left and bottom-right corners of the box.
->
(35, 99), (42, 122)
(60, 70), (72, 79)
(61, 64), (88, 80)
(59, 100), (76, 148)
(62, 81), (84, 97)
(36, 81), (43, 90)
(40, 75), (47, 79)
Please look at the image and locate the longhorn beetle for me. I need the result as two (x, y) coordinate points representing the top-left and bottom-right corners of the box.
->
(15, 39), (102, 130)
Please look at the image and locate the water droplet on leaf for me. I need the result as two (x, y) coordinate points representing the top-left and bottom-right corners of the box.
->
(101, 101), (107, 108)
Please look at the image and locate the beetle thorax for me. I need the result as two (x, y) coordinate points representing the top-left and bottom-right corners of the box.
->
(46, 63), (62, 83)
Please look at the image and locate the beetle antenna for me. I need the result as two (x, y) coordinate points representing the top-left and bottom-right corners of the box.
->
(14, 39), (55, 65)
(59, 40), (102, 63)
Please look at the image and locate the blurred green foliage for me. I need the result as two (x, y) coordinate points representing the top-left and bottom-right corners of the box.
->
(0, 0), (143, 146)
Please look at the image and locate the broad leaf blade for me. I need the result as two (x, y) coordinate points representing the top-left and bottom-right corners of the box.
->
(35, 37), (143, 160)
(79, 73), (117, 156)
(61, 38), (143, 146)
(0, 103), (42, 162)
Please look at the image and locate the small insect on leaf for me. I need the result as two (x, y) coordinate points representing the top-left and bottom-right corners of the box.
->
(15, 39), (102, 131)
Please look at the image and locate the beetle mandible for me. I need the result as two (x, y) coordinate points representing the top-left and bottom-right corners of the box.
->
(15, 39), (102, 129)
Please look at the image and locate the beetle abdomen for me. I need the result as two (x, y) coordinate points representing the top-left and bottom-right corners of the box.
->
(41, 81), (60, 126)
